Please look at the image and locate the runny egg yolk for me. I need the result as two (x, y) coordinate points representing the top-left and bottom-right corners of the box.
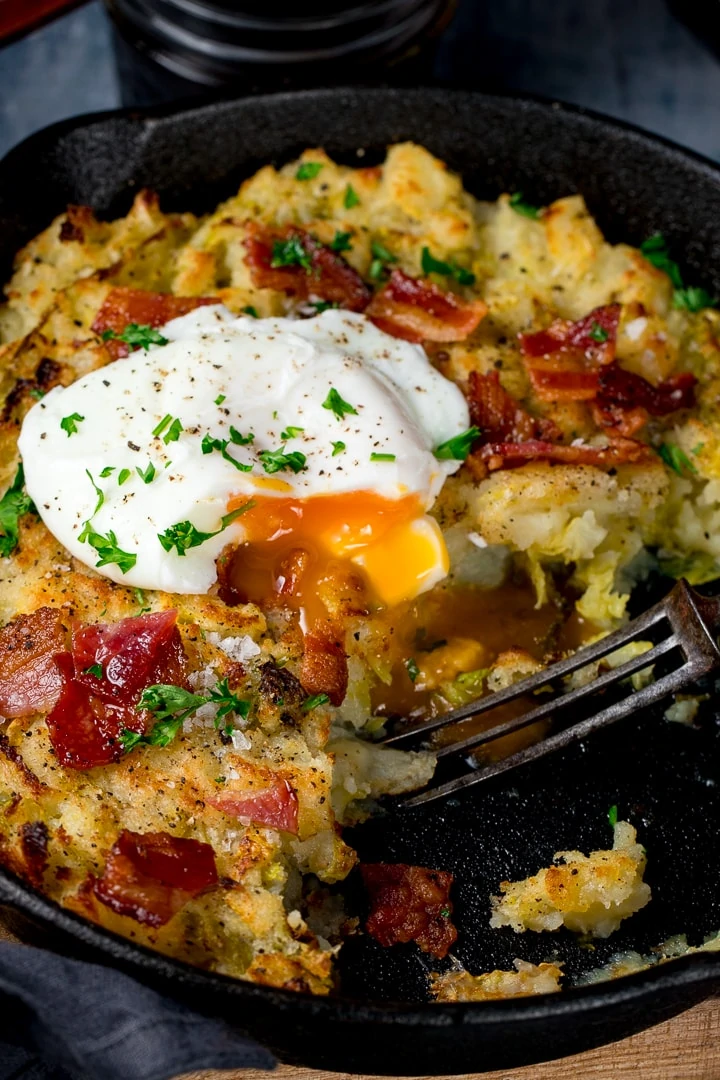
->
(226, 491), (449, 617)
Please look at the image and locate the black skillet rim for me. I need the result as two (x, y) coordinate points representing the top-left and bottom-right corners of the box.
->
(0, 83), (719, 1029)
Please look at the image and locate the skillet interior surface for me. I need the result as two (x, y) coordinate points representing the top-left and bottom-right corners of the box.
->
(0, 88), (719, 1074)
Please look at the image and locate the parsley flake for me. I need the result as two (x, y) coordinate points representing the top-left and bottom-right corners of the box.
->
(588, 321), (609, 343)
(658, 442), (697, 476)
(136, 462), (156, 484)
(0, 464), (34, 557)
(258, 448), (308, 474)
(368, 239), (398, 282)
(157, 501), (255, 556)
(370, 452), (395, 462)
(101, 323), (168, 351)
(302, 693), (330, 712)
(673, 286), (717, 312)
(640, 234), (683, 288)
(280, 426), (304, 440)
(311, 300), (338, 313)
(117, 468), (131, 486)
(60, 412), (84, 437)
(84, 663), (103, 680)
(85, 469), (104, 516)
(242, 306), (259, 318)
(296, 161), (324, 181)
(215, 394), (226, 405)
(344, 184), (361, 209)
(271, 236), (312, 273)
(421, 246), (475, 286)
(406, 658), (420, 683)
(509, 192), (542, 220)
(29, 388), (45, 400)
(100, 466), (115, 478)
(201, 433), (252, 472)
(440, 908), (451, 918)
(331, 441), (346, 456)
(78, 525), (137, 574)
(330, 231), (353, 253)
(322, 387), (358, 421)
(121, 680), (251, 752)
(608, 804), (618, 828)
(435, 426), (482, 461)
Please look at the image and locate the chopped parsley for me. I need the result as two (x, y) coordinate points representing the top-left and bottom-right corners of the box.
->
(311, 300), (338, 313)
(329, 231), (353, 253)
(640, 234), (717, 311)
(280, 425), (305, 440)
(0, 464), (34, 557)
(84, 663), (103, 679)
(331, 441), (346, 456)
(121, 680), (251, 752)
(608, 804), (618, 827)
(101, 323), (168, 351)
(435, 426), (482, 461)
(322, 387), (358, 421)
(296, 161), (324, 181)
(117, 468), (131, 486)
(692, 443), (705, 456)
(242, 306), (259, 318)
(136, 462), (156, 484)
(85, 469), (104, 516)
(60, 412), (84, 437)
(344, 184), (361, 209)
(588, 321), (609, 343)
(157, 500), (255, 556)
(421, 246), (475, 286)
(370, 452), (395, 462)
(152, 414), (173, 438)
(29, 388), (45, 400)
(164, 418), (183, 444)
(100, 466), (115, 478)
(271, 236), (312, 273)
(658, 442), (697, 476)
(134, 587), (150, 613)
(406, 658), (420, 683)
(215, 394), (226, 405)
(368, 239), (398, 282)
(258, 447), (308, 474)
(509, 192), (542, 220)
(440, 908), (451, 918)
(78, 524), (137, 574)
(301, 693), (330, 712)
(229, 426), (254, 446)
(201, 433), (252, 472)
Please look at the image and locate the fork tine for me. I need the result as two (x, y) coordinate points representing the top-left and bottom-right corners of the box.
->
(433, 631), (678, 760)
(382, 592), (671, 748)
(400, 662), (700, 808)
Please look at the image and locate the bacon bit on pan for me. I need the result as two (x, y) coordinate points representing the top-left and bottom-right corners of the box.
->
(300, 628), (348, 706)
(93, 830), (218, 927)
(244, 222), (371, 312)
(366, 269), (487, 343)
(0, 607), (68, 718)
(467, 371), (560, 443)
(91, 287), (216, 359)
(45, 611), (188, 770)
(361, 863), (457, 958)
(20, 821), (49, 887)
(208, 779), (299, 834)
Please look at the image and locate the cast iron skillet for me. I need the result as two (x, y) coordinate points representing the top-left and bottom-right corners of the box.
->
(0, 88), (719, 1075)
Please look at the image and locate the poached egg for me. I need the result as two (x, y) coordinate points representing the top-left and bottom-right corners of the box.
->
(19, 307), (470, 606)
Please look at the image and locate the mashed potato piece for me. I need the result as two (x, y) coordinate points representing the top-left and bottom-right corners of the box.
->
(430, 959), (563, 1001)
(490, 821), (651, 938)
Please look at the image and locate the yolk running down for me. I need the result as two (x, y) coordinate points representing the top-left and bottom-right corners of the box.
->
(225, 491), (449, 618)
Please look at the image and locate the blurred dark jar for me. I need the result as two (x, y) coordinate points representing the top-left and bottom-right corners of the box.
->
(105, 0), (455, 107)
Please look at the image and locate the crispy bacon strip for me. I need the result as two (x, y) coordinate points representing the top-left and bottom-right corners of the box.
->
(20, 821), (49, 888)
(0, 608), (67, 718)
(520, 304), (620, 365)
(300, 629), (348, 707)
(244, 223), (370, 312)
(478, 436), (654, 472)
(361, 863), (457, 958)
(366, 269), (487, 343)
(93, 830), (218, 927)
(208, 779), (299, 834)
(91, 287), (216, 359)
(46, 611), (187, 770)
(468, 371), (560, 442)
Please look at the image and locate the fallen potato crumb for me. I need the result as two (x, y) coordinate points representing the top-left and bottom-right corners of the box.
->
(489, 820), (651, 938)
(430, 959), (563, 1001)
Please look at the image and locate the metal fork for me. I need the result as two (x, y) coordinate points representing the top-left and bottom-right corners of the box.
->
(381, 579), (720, 808)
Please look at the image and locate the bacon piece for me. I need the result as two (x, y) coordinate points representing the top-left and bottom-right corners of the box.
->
(208, 779), (299, 834)
(93, 830), (218, 927)
(72, 610), (186, 706)
(20, 821), (49, 887)
(467, 371), (560, 442)
(46, 611), (187, 770)
(361, 863), (457, 958)
(244, 223), (370, 312)
(91, 287), (216, 359)
(479, 436), (654, 472)
(520, 304), (620, 366)
(300, 629), (348, 707)
(0, 608), (68, 718)
(366, 270), (487, 343)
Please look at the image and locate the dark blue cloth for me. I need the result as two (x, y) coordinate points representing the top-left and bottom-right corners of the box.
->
(0, 942), (275, 1080)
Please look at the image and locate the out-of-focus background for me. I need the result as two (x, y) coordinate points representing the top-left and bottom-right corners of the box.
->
(1, 0), (720, 161)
